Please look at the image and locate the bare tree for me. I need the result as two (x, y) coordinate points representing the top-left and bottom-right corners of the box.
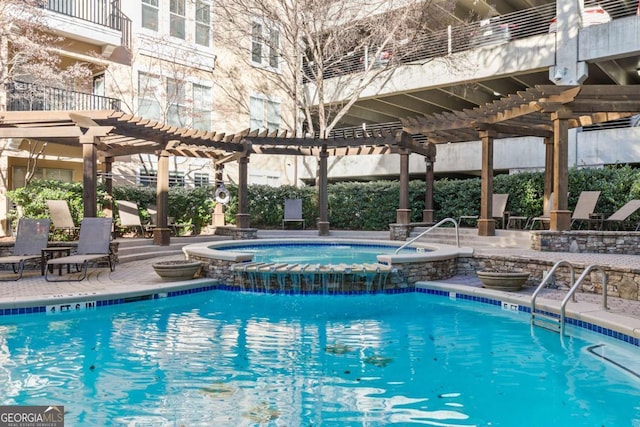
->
(212, 0), (459, 138)
(0, 0), (93, 109)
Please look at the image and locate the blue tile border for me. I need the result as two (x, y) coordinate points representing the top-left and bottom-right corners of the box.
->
(417, 286), (640, 348)
(0, 282), (637, 348)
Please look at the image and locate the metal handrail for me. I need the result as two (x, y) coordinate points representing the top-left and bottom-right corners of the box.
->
(395, 217), (459, 254)
(560, 265), (607, 335)
(530, 260), (575, 317)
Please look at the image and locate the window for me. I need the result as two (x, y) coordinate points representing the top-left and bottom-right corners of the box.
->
(138, 73), (162, 121)
(142, 0), (159, 31)
(249, 95), (280, 131)
(166, 78), (188, 128)
(251, 22), (263, 63)
(169, 171), (185, 187)
(193, 172), (210, 187)
(251, 20), (280, 69)
(170, 0), (186, 39)
(195, 0), (210, 47)
(192, 84), (212, 131)
(138, 169), (157, 187)
(12, 167), (73, 189)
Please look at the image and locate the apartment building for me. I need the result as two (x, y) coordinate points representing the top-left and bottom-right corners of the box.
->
(0, 0), (299, 235)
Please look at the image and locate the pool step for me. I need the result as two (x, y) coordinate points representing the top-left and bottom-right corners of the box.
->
(410, 227), (531, 248)
(531, 312), (561, 332)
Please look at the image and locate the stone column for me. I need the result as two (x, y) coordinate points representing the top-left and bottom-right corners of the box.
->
(478, 129), (495, 236)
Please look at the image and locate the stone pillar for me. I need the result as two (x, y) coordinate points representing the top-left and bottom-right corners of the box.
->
(396, 147), (410, 224)
(478, 129), (495, 236)
(550, 109), (572, 230)
(318, 148), (330, 235)
(80, 135), (98, 218)
(153, 151), (171, 245)
(236, 155), (250, 229)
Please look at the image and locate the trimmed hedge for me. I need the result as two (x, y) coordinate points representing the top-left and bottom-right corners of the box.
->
(8, 165), (640, 232)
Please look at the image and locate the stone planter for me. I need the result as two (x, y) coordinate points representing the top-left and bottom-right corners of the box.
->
(477, 270), (530, 291)
(152, 260), (203, 281)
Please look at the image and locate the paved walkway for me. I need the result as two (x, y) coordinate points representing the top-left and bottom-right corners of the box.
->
(0, 229), (639, 332)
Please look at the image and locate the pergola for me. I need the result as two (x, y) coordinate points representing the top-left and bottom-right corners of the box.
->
(0, 110), (434, 243)
(402, 85), (640, 236)
(2, 84), (639, 242)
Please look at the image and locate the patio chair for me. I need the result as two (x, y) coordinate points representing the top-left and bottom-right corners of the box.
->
(0, 218), (50, 281)
(603, 200), (640, 230)
(45, 217), (115, 282)
(148, 205), (194, 236)
(528, 192), (555, 230)
(282, 199), (305, 229)
(46, 200), (79, 238)
(458, 193), (509, 228)
(116, 200), (150, 237)
(570, 191), (601, 229)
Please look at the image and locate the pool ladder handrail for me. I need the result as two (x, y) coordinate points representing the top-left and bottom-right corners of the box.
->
(531, 261), (608, 335)
(395, 217), (460, 254)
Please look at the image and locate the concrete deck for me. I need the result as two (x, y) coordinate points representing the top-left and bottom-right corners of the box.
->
(0, 229), (639, 345)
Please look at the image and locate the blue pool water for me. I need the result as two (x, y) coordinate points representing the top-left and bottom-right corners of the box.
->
(219, 242), (420, 264)
(0, 292), (639, 426)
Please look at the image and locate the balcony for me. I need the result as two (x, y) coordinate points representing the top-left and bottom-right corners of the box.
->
(44, 0), (131, 51)
(305, 0), (638, 81)
(6, 81), (121, 112)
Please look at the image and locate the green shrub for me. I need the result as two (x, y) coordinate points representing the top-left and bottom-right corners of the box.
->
(8, 165), (640, 232)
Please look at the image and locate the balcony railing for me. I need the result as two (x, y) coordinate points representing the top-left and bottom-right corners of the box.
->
(305, 0), (639, 81)
(45, 0), (131, 49)
(6, 81), (121, 112)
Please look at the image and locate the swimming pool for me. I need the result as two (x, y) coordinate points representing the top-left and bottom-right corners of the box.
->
(0, 291), (638, 426)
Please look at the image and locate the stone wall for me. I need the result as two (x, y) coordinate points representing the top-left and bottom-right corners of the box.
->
(463, 253), (640, 302)
(531, 230), (640, 254)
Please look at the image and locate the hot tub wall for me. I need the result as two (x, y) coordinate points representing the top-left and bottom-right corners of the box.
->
(190, 254), (462, 292)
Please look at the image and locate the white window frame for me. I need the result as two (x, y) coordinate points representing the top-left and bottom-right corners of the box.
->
(138, 72), (163, 121)
(170, 0), (186, 40)
(249, 94), (281, 132)
(192, 83), (212, 131)
(141, 0), (159, 31)
(195, 0), (211, 47)
(250, 18), (280, 70)
(166, 78), (189, 128)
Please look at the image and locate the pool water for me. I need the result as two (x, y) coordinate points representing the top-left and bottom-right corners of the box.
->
(219, 242), (420, 264)
(0, 292), (639, 426)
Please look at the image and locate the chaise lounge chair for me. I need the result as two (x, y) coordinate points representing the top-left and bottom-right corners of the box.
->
(282, 199), (305, 229)
(0, 218), (50, 281)
(603, 199), (640, 230)
(570, 191), (601, 229)
(528, 192), (555, 230)
(116, 200), (150, 237)
(458, 193), (509, 228)
(45, 217), (115, 282)
(46, 199), (79, 238)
